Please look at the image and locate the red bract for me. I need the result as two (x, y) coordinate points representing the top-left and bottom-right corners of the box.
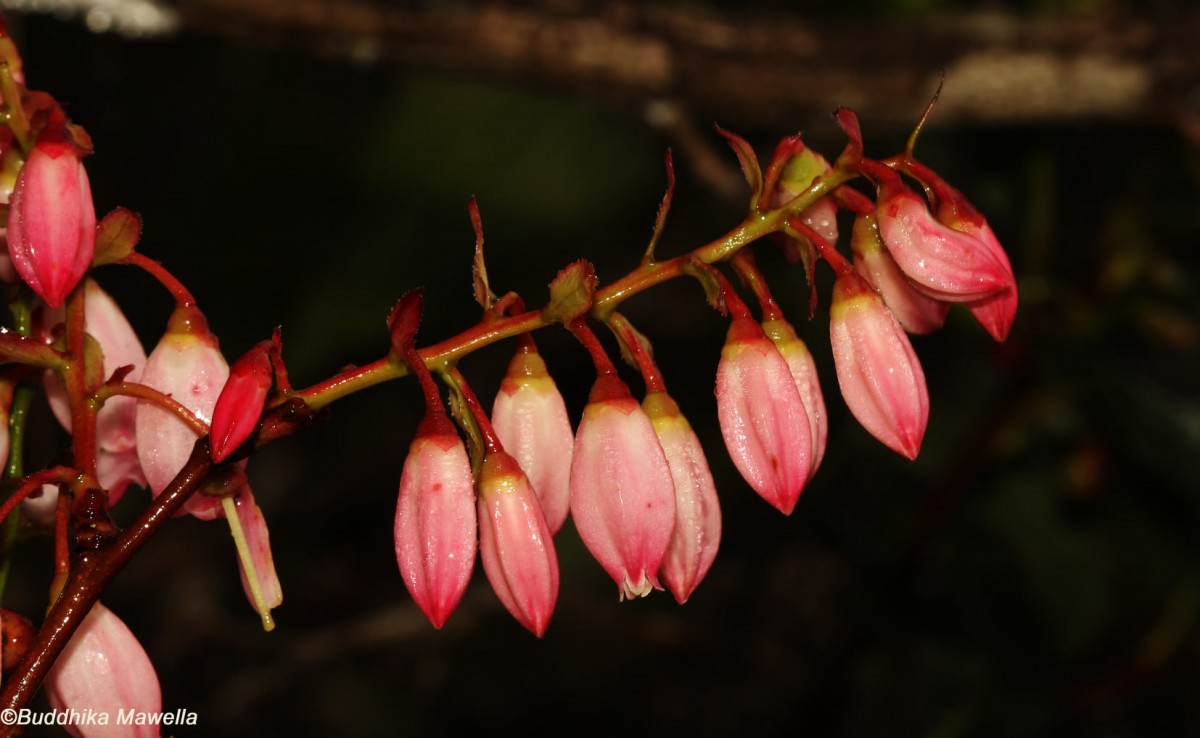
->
(6, 128), (95, 308)
(875, 180), (1009, 302)
(761, 316), (828, 481)
(851, 214), (949, 335)
(490, 347), (573, 534)
(394, 428), (477, 629)
(45, 602), (162, 738)
(715, 316), (812, 514)
(134, 308), (228, 520)
(829, 272), (929, 460)
(569, 376), (676, 600)
(210, 340), (273, 463)
(231, 485), (283, 623)
(477, 451), (559, 637)
(643, 391), (720, 605)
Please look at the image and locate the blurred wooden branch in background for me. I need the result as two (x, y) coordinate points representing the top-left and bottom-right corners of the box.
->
(168, 0), (1193, 132)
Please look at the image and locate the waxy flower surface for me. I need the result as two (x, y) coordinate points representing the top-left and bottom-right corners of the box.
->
(761, 316), (828, 481)
(715, 316), (812, 514)
(829, 271), (929, 459)
(45, 602), (162, 738)
(569, 376), (676, 600)
(643, 391), (720, 604)
(490, 347), (573, 534)
(851, 214), (949, 335)
(477, 451), (559, 636)
(394, 427), (477, 628)
(6, 128), (95, 308)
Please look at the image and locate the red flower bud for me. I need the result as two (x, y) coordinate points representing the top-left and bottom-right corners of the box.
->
(490, 347), (573, 534)
(394, 428), (477, 628)
(829, 272), (929, 459)
(875, 180), (1009, 302)
(6, 129), (95, 308)
(643, 392), (720, 604)
(569, 376), (676, 600)
(715, 316), (812, 514)
(46, 603), (162, 738)
(210, 340), (273, 463)
(477, 451), (559, 636)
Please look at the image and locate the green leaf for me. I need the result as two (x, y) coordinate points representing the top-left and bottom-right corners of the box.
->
(543, 260), (596, 324)
(91, 207), (142, 266)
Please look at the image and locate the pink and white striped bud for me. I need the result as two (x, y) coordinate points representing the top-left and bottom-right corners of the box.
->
(6, 128), (95, 308)
(715, 317), (812, 514)
(760, 316), (828, 480)
(43, 279), (148, 503)
(490, 347), (573, 534)
(875, 180), (1009, 302)
(135, 307), (228, 520)
(210, 341), (273, 463)
(394, 423), (477, 629)
(477, 451), (559, 636)
(829, 272), (929, 460)
(569, 376), (676, 600)
(851, 214), (949, 335)
(642, 392), (720, 604)
(45, 602), (162, 738)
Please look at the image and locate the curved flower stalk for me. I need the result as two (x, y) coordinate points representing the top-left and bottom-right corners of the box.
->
(477, 451), (559, 637)
(829, 271), (929, 459)
(569, 375), (676, 600)
(490, 344), (573, 534)
(45, 602), (162, 738)
(642, 391), (720, 605)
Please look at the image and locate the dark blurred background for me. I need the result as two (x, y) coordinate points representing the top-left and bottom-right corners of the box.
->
(3, 0), (1200, 735)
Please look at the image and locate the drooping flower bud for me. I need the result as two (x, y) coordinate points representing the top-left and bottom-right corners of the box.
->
(715, 316), (812, 514)
(477, 451), (559, 636)
(935, 194), (1018, 341)
(569, 375), (676, 600)
(642, 391), (720, 604)
(829, 272), (929, 459)
(760, 316), (828, 480)
(394, 422), (477, 629)
(45, 602), (163, 738)
(210, 340), (273, 463)
(851, 213), (949, 335)
(135, 306), (228, 520)
(6, 127), (95, 308)
(875, 179), (1009, 302)
(43, 279), (148, 503)
(490, 346), (573, 534)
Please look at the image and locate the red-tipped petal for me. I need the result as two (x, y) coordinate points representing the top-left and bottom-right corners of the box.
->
(210, 341), (273, 463)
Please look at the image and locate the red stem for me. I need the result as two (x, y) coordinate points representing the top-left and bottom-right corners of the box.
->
(124, 253), (197, 307)
(730, 250), (782, 321)
(605, 312), (665, 394)
(446, 367), (502, 454)
(567, 319), (618, 377)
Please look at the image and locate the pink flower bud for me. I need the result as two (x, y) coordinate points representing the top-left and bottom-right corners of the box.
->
(760, 316), (827, 480)
(569, 376), (676, 600)
(937, 199), (1018, 341)
(715, 317), (812, 514)
(490, 347), (573, 534)
(642, 392), (720, 604)
(6, 129), (95, 308)
(829, 272), (929, 459)
(769, 143), (839, 261)
(851, 214), (949, 335)
(477, 451), (559, 636)
(875, 180), (1009, 302)
(43, 279), (148, 503)
(135, 308), (228, 520)
(46, 602), (163, 738)
(394, 428), (477, 628)
(210, 341), (273, 463)
(230, 485), (283, 623)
